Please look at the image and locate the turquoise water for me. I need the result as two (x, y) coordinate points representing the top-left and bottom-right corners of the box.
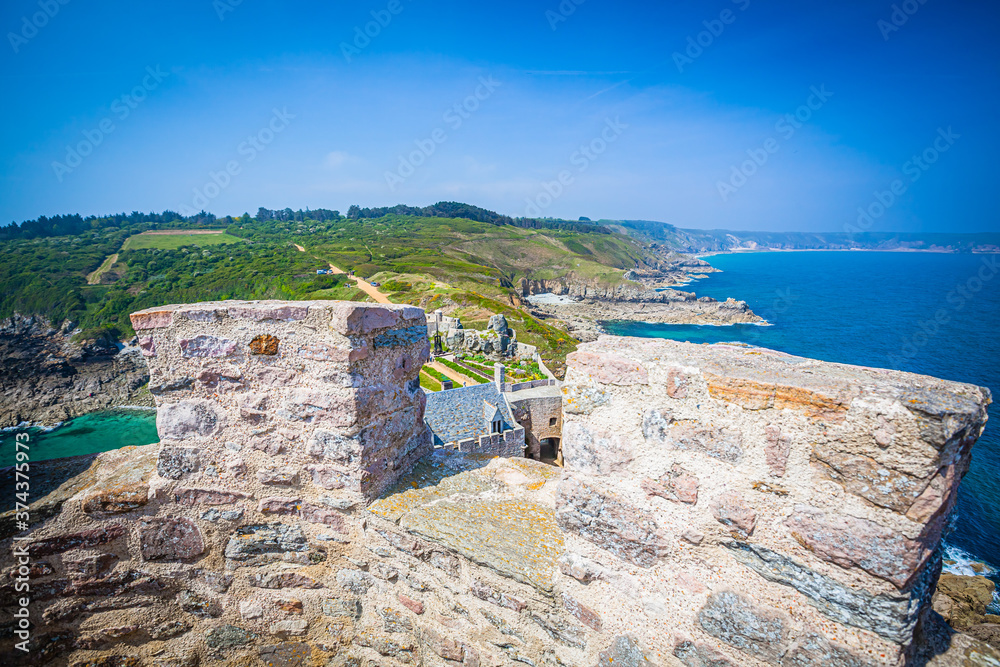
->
(0, 409), (159, 468)
(606, 251), (1000, 574)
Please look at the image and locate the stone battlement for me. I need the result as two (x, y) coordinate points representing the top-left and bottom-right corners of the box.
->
(132, 300), (432, 502)
(0, 305), (994, 667)
(559, 335), (992, 664)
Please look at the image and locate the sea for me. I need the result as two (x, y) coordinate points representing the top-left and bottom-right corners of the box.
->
(0, 408), (158, 469)
(606, 250), (1000, 587)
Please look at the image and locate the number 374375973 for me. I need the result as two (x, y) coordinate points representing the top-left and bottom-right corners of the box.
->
(14, 433), (30, 511)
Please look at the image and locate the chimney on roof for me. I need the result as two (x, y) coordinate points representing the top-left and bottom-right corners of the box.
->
(494, 362), (505, 390)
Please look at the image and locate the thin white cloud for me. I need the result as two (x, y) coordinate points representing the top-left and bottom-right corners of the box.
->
(324, 151), (353, 168)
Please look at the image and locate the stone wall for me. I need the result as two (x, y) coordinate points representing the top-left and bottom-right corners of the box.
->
(3, 313), (996, 667)
(507, 389), (563, 461)
(133, 300), (432, 503)
(559, 336), (992, 666)
(451, 427), (526, 457)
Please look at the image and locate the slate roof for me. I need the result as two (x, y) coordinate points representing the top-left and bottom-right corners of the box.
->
(424, 382), (517, 446)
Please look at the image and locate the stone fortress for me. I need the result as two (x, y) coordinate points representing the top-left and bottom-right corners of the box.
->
(0, 300), (996, 667)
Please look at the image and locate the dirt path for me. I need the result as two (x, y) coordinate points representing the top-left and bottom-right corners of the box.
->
(293, 244), (392, 304)
(427, 361), (478, 388)
(86, 253), (118, 285)
(327, 263), (392, 305)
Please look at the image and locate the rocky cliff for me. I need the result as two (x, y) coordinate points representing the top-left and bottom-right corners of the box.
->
(0, 315), (150, 428)
(0, 303), (995, 667)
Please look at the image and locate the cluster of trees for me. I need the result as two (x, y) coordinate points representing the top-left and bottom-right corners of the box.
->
(255, 207), (342, 222)
(1, 210), (227, 241)
(345, 202), (611, 235)
(0, 230), (128, 326)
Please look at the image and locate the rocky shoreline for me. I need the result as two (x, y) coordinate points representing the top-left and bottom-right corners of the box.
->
(932, 572), (1000, 649)
(529, 294), (764, 342)
(518, 254), (764, 342)
(0, 314), (151, 428)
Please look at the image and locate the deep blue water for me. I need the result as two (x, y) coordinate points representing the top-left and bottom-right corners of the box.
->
(606, 251), (1000, 575)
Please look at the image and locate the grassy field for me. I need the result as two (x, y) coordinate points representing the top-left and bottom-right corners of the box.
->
(122, 231), (244, 251)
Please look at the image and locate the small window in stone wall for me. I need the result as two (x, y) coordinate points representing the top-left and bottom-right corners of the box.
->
(492, 419), (502, 434)
(549, 417), (557, 427)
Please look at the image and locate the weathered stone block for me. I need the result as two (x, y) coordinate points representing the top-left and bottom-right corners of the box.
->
(63, 553), (117, 579)
(180, 334), (237, 358)
(813, 444), (925, 513)
(306, 464), (350, 490)
(705, 373), (852, 422)
(783, 632), (876, 667)
(322, 598), (361, 619)
(724, 541), (928, 643)
(138, 336), (156, 356)
(308, 429), (361, 465)
(643, 409), (743, 463)
(258, 643), (310, 667)
(249, 334), (280, 355)
(470, 580), (526, 612)
(205, 624), (256, 649)
(698, 590), (790, 663)
(597, 636), (655, 666)
(158, 399), (224, 439)
(673, 638), (738, 667)
(562, 421), (633, 474)
(530, 612), (586, 649)
(156, 446), (200, 479)
(422, 625), (465, 661)
(250, 571), (322, 589)
(29, 524), (126, 557)
(785, 506), (929, 588)
(562, 592), (602, 631)
(258, 466), (300, 486)
(178, 590), (222, 617)
(567, 350), (649, 385)
(139, 517), (204, 561)
(765, 424), (791, 477)
(224, 524), (307, 560)
(643, 463), (699, 505)
(174, 487), (250, 505)
(711, 491), (757, 538)
(337, 569), (375, 595)
(130, 309), (173, 330)
(555, 476), (670, 567)
(398, 594), (424, 615)
(562, 383), (609, 414)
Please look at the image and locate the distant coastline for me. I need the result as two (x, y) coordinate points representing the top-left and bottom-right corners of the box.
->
(694, 247), (996, 259)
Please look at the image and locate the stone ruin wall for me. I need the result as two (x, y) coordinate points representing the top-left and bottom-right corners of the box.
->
(0, 301), (995, 667)
(507, 393), (562, 461)
(558, 335), (992, 666)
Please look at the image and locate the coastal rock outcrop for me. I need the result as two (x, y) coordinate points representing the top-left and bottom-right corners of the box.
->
(0, 314), (150, 427)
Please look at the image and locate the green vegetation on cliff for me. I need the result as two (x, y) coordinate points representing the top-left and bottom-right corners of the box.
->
(0, 202), (680, 373)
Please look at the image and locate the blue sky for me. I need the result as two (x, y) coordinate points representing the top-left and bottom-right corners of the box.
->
(1, 0), (997, 232)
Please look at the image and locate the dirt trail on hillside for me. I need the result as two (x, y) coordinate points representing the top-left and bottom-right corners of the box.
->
(293, 243), (392, 304)
(327, 263), (391, 304)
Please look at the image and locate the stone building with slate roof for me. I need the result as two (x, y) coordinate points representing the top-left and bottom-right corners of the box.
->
(423, 381), (525, 457)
